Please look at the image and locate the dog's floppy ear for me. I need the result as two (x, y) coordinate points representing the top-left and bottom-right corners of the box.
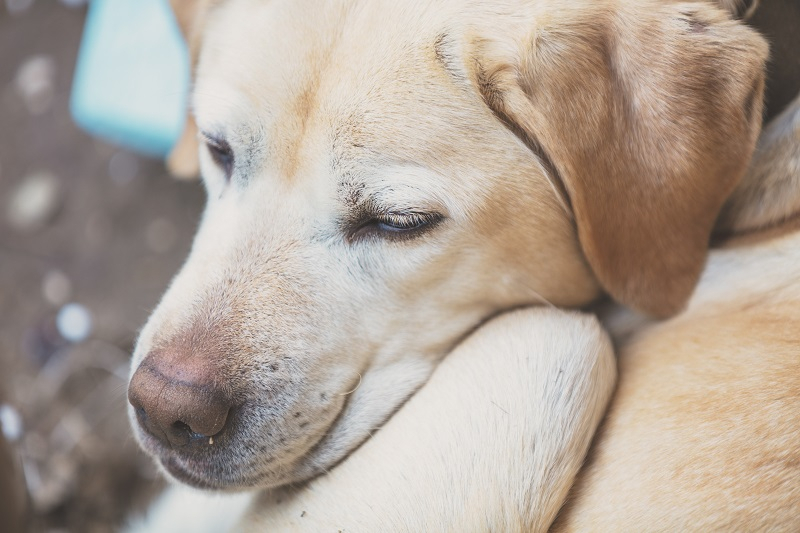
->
(166, 0), (216, 179)
(475, 1), (767, 316)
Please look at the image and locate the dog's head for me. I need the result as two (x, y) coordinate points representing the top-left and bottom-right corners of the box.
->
(128, 0), (766, 490)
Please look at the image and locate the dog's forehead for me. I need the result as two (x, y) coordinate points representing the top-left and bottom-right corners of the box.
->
(193, 0), (498, 183)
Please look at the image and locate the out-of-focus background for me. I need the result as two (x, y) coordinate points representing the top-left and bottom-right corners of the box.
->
(0, 1), (204, 530)
(1, 1), (796, 531)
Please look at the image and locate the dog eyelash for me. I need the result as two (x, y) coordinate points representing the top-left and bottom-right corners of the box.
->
(201, 132), (234, 181)
(376, 212), (436, 230)
(350, 211), (443, 241)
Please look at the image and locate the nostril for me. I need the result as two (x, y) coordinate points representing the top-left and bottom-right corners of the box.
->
(172, 420), (193, 435)
(171, 420), (207, 442)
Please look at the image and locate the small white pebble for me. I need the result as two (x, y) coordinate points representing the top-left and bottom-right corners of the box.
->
(5, 0), (34, 15)
(0, 403), (23, 442)
(7, 171), (61, 231)
(14, 54), (55, 115)
(109, 151), (139, 185)
(56, 303), (93, 343)
(42, 270), (72, 307)
(146, 218), (178, 254)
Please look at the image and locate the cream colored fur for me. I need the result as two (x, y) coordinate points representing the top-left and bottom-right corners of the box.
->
(124, 485), (253, 533)
(129, 0), (765, 494)
(128, 309), (615, 532)
(239, 309), (616, 532)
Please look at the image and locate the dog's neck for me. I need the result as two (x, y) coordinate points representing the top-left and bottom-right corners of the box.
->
(715, 94), (800, 244)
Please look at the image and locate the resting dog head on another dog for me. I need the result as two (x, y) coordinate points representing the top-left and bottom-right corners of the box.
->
(127, 0), (766, 490)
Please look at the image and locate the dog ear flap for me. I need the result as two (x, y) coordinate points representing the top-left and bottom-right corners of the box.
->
(476, 2), (767, 317)
(166, 0), (215, 179)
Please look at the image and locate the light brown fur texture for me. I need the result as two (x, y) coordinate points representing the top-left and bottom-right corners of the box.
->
(552, 94), (800, 531)
(128, 0), (769, 525)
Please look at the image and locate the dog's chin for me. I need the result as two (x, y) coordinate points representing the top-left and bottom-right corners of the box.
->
(276, 357), (440, 483)
(159, 455), (235, 491)
(140, 423), (357, 492)
(126, 396), (350, 491)
(135, 399), (408, 491)
(131, 422), (334, 491)
(128, 399), (358, 491)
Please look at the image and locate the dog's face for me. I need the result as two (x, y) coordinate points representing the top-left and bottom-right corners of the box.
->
(128, 0), (765, 490)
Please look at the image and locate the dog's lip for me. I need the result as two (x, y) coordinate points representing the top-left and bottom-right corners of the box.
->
(129, 384), (355, 489)
(161, 455), (221, 490)
(160, 452), (275, 490)
(146, 408), (350, 489)
(133, 426), (228, 487)
(134, 427), (230, 488)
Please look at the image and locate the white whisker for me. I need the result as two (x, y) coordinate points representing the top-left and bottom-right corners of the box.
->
(339, 373), (362, 396)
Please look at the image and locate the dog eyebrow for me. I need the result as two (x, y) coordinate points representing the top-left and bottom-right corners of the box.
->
(337, 179), (365, 209)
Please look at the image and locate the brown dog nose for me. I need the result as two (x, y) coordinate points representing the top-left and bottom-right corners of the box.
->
(128, 350), (232, 447)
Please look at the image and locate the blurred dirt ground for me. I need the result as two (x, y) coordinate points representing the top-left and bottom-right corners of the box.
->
(0, 1), (205, 531)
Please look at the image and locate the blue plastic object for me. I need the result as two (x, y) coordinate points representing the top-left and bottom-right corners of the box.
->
(70, 0), (190, 157)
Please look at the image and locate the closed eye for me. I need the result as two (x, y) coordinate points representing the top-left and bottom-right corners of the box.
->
(201, 132), (234, 181)
(349, 211), (443, 242)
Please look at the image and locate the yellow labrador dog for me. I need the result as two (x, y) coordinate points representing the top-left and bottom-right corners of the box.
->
(126, 0), (770, 529)
(130, 95), (800, 533)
